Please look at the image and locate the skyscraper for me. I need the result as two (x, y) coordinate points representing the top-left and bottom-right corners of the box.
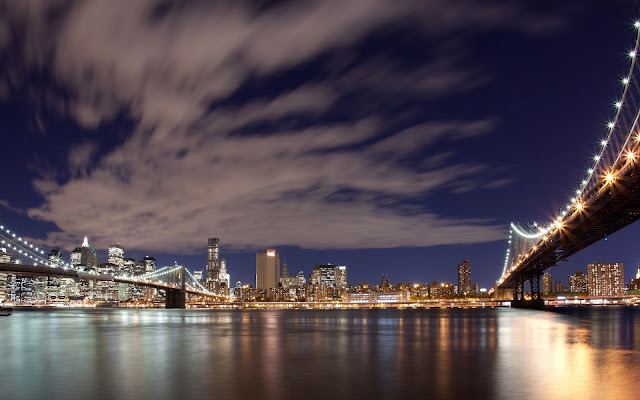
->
(143, 256), (156, 273)
(256, 249), (280, 291)
(207, 238), (220, 291)
(108, 244), (124, 271)
(80, 236), (90, 267)
(457, 260), (471, 295)
(587, 262), (624, 296)
(542, 272), (553, 295)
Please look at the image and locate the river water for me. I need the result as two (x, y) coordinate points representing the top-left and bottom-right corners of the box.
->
(1, 307), (639, 400)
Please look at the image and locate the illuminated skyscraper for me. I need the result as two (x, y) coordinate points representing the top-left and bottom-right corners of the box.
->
(542, 272), (553, 295)
(206, 238), (220, 291)
(143, 256), (156, 272)
(587, 262), (624, 296)
(108, 244), (124, 271)
(457, 260), (471, 294)
(256, 249), (280, 291)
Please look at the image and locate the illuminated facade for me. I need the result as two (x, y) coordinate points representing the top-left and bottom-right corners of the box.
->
(457, 260), (471, 294)
(542, 272), (553, 295)
(256, 249), (280, 291)
(206, 238), (220, 291)
(587, 262), (624, 297)
(108, 244), (124, 271)
(569, 270), (588, 293)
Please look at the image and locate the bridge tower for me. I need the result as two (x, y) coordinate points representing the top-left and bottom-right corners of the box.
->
(165, 265), (186, 309)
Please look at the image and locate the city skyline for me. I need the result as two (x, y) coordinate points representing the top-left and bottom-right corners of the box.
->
(2, 2), (640, 288)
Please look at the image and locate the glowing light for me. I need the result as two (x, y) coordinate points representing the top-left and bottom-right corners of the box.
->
(594, 155), (600, 162)
(607, 121), (615, 130)
(606, 172), (615, 183)
(588, 168), (594, 174)
(635, 21), (640, 29)
(630, 50), (637, 59)
(555, 220), (563, 229)
(575, 189), (581, 195)
(601, 139), (608, 146)
(623, 77), (630, 85)
(627, 151), (636, 161)
(581, 180), (587, 186)
(615, 101), (622, 109)
(576, 203), (584, 211)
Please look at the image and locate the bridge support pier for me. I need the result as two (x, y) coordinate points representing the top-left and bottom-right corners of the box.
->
(165, 266), (186, 309)
(166, 289), (185, 309)
(511, 273), (545, 309)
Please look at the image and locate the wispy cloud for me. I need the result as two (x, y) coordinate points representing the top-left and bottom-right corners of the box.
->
(0, 0), (566, 252)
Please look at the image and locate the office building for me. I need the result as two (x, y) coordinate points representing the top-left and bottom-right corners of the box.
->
(587, 261), (624, 297)
(206, 238), (220, 291)
(256, 249), (280, 291)
(108, 244), (125, 271)
(143, 256), (156, 273)
(457, 260), (471, 294)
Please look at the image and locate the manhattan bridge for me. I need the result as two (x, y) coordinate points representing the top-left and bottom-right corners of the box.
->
(497, 20), (640, 307)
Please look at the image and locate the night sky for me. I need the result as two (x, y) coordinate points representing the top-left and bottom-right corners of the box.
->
(1, 1), (639, 289)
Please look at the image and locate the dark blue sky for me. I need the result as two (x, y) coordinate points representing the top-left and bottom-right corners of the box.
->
(0, 1), (639, 289)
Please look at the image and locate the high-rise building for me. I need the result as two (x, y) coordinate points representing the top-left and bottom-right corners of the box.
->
(310, 264), (340, 288)
(108, 244), (125, 271)
(457, 260), (471, 295)
(219, 256), (229, 287)
(256, 249), (280, 291)
(46, 249), (63, 298)
(279, 260), (298, 288)
(542, 272), (553, 295)
(206, 238), (220, 291)
(143, 256), (156, 273)
(587, 261), (624, 297)
(335, 266), (348, 289)
(80, 236), (90, 267)
(555, 281), (564, 293)
(296, 271), (306, 286)
(569, 270), (588, 293)
(70, 247), (82, 268)
(193, 270), (203, 282)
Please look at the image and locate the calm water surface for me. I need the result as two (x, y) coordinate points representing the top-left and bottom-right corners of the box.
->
(1, 307), (639, 400)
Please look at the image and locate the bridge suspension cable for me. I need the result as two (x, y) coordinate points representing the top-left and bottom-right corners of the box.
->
(500, 19), (640, 285)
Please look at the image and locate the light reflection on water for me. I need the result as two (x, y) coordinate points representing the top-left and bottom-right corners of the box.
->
(1, 307), (639, 399)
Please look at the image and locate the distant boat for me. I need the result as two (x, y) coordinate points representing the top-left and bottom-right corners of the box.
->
(0, 306), (12, 316)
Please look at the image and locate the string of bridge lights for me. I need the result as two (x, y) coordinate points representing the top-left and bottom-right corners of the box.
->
(0, 224), (215, 295)
(501, 20), (640, 284)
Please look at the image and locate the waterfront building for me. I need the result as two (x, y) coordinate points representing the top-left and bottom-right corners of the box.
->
(555, 281), (564, 293)
(108, 244), (124, 271)
(206, 238), (220, 292)
(569, 270), (588, 293)
(587, 261), (624, 297)
(457, 260), (471, 295)
(542, 272), (553, 295)
(256, 249), (280, 292)
(88, 247), (98, 270)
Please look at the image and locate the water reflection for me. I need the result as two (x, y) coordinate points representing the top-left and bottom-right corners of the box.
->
(0, 308), (639, 399)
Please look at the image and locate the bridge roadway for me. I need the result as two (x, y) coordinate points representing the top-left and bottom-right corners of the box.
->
(499, 157), (640, 289)
(0, 262), (220, 308)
